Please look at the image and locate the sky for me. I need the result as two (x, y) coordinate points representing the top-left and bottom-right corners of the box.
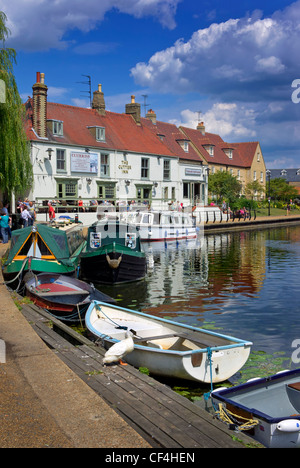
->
(1, 0), (300, 169)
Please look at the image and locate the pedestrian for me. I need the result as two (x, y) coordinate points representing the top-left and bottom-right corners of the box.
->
(21, 204), (32, 227)
(286, 203), (291, 215)
(28, 201), (36, 225)
(0, 209), (11, 244)
(48, 202), (55, 221)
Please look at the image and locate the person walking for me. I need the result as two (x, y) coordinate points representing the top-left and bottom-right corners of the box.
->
(28, 201), (36, 225)
(0, 209), (11, 244)
(21, 204), (32, 227)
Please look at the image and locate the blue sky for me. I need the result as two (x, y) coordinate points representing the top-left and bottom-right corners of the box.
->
(1, 0), (300, 169)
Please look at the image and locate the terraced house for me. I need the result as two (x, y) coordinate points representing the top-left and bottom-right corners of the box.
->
(24, 72), (266, 211)
(180, 122), (266, 198)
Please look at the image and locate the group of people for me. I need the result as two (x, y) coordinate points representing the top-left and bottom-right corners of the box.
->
(17, 198), (36, 227)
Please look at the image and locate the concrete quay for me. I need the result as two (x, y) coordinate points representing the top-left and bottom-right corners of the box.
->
(0, 243), (150, 448)
(202, 213), (300, 234)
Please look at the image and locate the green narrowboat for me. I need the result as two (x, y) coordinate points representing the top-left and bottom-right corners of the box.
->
(3, 223), (86, 289)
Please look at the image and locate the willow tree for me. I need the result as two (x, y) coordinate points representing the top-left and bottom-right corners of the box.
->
(0, 11), (32, 202)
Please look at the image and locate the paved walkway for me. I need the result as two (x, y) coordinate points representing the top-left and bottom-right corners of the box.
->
(0, 242), (150, 448)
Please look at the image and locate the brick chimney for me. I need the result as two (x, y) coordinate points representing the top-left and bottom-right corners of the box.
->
(32, 72), (48, 138)
(146, 109), (157, 125)
(125, 95), (141, 124)
(92, 84), (106, 115)
(197, 121), (205, 135)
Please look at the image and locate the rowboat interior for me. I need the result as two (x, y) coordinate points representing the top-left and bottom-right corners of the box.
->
(89, 303), (237, 352)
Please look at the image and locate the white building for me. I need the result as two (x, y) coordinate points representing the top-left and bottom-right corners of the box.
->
(24, 72), (208, 217)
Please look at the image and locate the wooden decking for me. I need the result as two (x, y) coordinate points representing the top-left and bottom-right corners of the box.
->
(21, 302), (260, 448)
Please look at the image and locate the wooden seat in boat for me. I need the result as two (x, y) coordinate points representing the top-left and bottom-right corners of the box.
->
(288, 382), (300, 391)
(134, 332), (216, 348)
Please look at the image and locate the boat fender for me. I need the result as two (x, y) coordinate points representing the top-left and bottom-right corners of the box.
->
(277, 419), (300, 433)
(211, 387), (227, 394)
(246, 377), (261, 383)
(106, 254), (122, 269)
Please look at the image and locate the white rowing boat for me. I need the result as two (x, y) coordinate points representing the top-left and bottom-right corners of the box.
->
(85, 301), (252, 383)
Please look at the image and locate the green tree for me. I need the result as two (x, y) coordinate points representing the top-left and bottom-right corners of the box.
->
(269, 178), (298, 202)
(245, 180), (265, 200)
(0, 11), (32, 200)
(208, 171), (242, 205)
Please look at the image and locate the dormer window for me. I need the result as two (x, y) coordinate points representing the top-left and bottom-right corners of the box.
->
(87, 126), (105, 142)
(223, 147), (233, 159)
(281, 169), (287, 176)
(176, 137), (190, 153)
(297, 169), (300, 176)
(203, 144), (214, 156)
(48, 120), (63, 136)
(96, 127), (105, 141)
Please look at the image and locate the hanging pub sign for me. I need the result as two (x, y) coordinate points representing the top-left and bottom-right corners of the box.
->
(71, 151), (98, 173)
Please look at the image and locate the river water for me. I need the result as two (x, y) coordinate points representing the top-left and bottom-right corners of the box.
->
(100, 224), (300, 384)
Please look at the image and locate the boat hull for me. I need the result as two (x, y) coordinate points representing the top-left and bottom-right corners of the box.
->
(85, 301), (252, 384)
(25, 273), (115, 321)
(211, 368), (300, 448)
(80, 245), (147, 284)
(121, 211), (198, 242)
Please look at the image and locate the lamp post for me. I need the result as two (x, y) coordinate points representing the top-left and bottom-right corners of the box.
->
(266, 169), (271, 216)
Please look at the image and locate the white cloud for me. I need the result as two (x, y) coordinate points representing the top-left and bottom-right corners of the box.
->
(178, 103), (257, 141)
(131, 2), (300, 97)
(255, 56), (285, 74)
(0, 0), (181, 51)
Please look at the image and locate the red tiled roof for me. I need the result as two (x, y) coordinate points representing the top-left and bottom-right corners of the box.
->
(141, 118), (204, 163)
(25, 99), (175, 157)
(180, 126), (259, 168)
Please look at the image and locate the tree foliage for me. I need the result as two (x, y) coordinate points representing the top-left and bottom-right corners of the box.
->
(208, 171), (242, 205)
(269, 178), (298, 201)
(0, 11), (32, 197)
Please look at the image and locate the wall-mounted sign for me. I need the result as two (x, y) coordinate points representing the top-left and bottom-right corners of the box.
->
(118, 160), (132, 174)
(71, 152), (98, 173)
(185, 168), (202, 176)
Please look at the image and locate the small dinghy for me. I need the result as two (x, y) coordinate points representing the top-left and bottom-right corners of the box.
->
(211, 368), (300, 448)
(85, 301), (252, 383)
(25, 273), (115, 322)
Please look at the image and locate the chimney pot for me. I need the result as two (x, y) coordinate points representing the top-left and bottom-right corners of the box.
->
(32, 72), (48, 139)
(92, 83), (106, 115)
(125, 95), (141, 124)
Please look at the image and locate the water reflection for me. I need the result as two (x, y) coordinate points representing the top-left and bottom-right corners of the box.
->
(98, 225), (300, 368)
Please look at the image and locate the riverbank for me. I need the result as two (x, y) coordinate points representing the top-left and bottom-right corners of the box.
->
(0, 243), (150, 448)
(202, 213), (300, 234)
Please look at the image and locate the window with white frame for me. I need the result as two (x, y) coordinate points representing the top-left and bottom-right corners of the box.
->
(96, 127), (105, 141)
(163, 159), (170, 180)
(100, 153), (109, 176)
(253, 171), (257, 181)
(56, 149), (66, 172)
(260, 171), (264, 182)
(141, 158), (149, 179)
(52, 120), (63, 136)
